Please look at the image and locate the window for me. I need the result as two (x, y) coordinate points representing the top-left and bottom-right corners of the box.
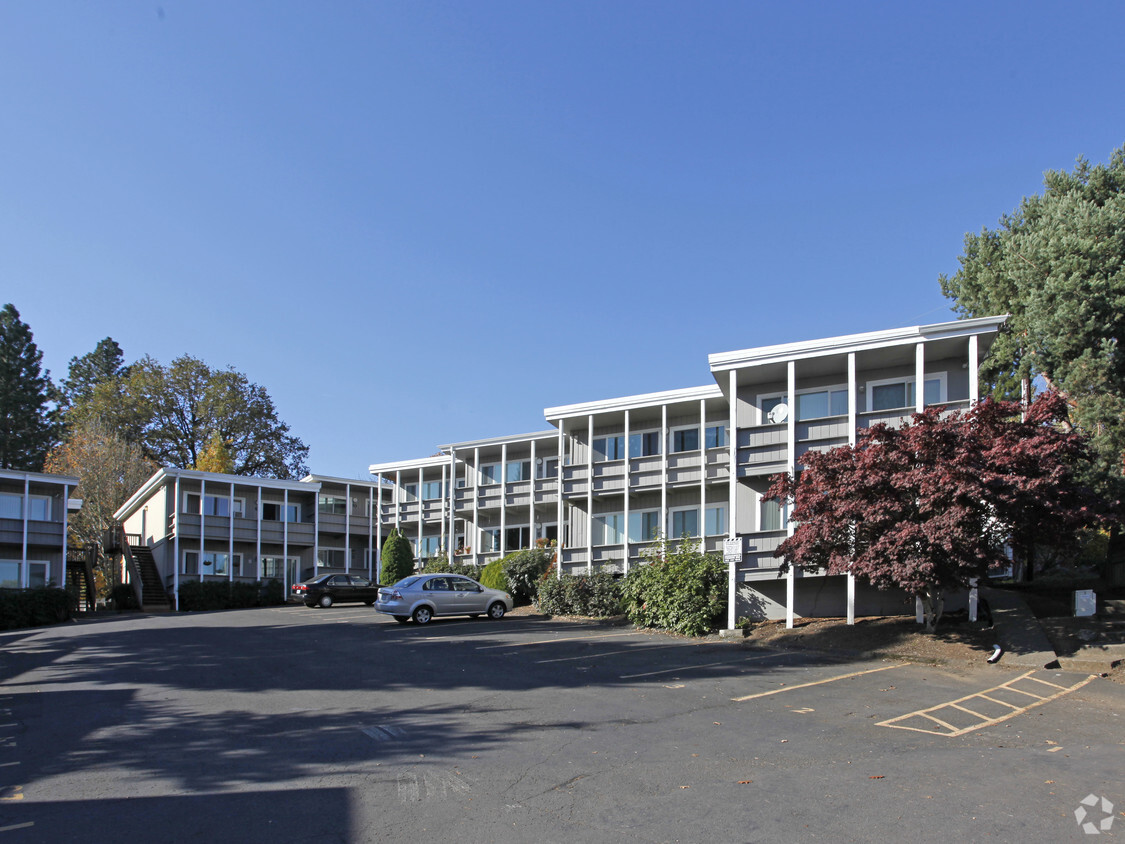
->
(671, 427), (700, 453)
(402, 484), (418, 501)
(593, 435), (625, 461)
(0, 494), (20, 519)
(705, 505), (727, 536)
(760, 498), (782, 532)
(628, 510), (661, 543)
(183, 551), (242, 576)
(481, 528), (501, 553)
(184, 493), (244, 517)
(705, 425), (727, 448)
(593, 513), (624, 545)
(318, 548), (347, 567)
(27, 495), (51, 521)
(27, 562), (47, 588)
(505, 525), (532, 550)
(418, 536), (442, 558)
(868, 376), (944, 412)
(0, 560), (20, 588)
(261, 501), (300, 522)
(261, 556), (299, 580)
(506, 461), (531, 483)
(319, 495), (347, 515)
(536, 458), (559, 479)
(421, 481), (444, 500)
(480, 464), (501, 485)
(628, 430), (661, 457)
(795, 388), (849, 420)
(670, 508), (699, 538)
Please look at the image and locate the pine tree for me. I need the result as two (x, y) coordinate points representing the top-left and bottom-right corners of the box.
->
(0, 304), (56, 470)
(59, 337), (128, 409)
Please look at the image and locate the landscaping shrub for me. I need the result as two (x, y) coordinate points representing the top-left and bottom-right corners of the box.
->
(111, 583), (139, 610)
(177, 580), (283, 611)
(0, 587), (71, 630)
(536, 572), (622, 617)
(478, 559), (509, 593)
(500, 548), (554, 604)
(622, 538), (726, 636)
(261, 578), (285, 605)
(380, 528), (415, 584)
(420, 558), (480, 578)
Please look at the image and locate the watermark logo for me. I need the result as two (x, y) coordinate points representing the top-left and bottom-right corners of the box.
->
(1074, 794), (1115, 835)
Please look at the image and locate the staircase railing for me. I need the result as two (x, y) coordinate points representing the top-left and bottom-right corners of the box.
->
(103, 523), (144, 608)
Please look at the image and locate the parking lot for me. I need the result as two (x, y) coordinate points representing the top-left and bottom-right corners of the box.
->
(1, 606), (1122, 842)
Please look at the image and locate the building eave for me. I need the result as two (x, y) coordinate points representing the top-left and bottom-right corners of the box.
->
(544, 384), (724, 422)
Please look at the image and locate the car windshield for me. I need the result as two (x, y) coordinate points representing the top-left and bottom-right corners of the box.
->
(393, 576), (421, 588)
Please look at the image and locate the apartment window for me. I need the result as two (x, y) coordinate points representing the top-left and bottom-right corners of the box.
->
(705, 505), (727, 536)
(671, 427), (700, 453)
(593, 435), (625, 461)
(868, 375), (944, 412)
(506, 461), (531, 483)
(318, 548), (347, 567)
(628, 430), (662, 457)
(705, 425), (727, 449)
(261, 501), (301, 523)
(670, 507), (699, 538)
(593, 513), (625, 545)
(535, 458), (559, 479)
(0, 494), (20, 519)
(183, 551), (242, 576)
(628, 510), (661, 543)
(0, 559), (47, 589)
(184, 493), (244, 517)
(418, 536), (442, 558)
(421, 481), (444, 500)
(260, 556), (299, 580)
(318, 495), (347, 515)
(505, 525), (532, 549)
(795, 388), (849, 420)
(480, 464), (501, 485)
(402, 484), (418, 501)
(481, 529), (501, 553)
(760, 498), (782, 532)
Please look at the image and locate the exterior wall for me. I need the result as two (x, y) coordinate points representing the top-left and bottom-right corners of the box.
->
(0, 471), (77, 589)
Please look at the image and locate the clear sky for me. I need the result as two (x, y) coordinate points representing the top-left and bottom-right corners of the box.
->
(2, 1), (1122, 478)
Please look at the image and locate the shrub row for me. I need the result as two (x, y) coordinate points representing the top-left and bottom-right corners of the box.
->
(500, 548), (554, 604)
(420, 558), (481, 578)
(0, 587), (71, 630)
(177, 579), (285, 612)
(536, 572), (623, 617)
(621, 539), (726, 636)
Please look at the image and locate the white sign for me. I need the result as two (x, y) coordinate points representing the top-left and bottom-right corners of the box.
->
(723, 538), (743, 563)
(1075, 589), (1097, 618)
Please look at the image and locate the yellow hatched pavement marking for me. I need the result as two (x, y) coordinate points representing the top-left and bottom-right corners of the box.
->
(877, 671), (1097, 737)
(731, 663), (904, 702)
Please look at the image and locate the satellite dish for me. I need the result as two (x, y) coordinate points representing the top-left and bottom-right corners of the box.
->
(768, 403), (789, 424)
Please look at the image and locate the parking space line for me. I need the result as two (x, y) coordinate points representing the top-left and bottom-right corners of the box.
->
(536, 643), (681, 664)
(731, 663), (904, 702)
(476, 631), (642, 650)
(877, 671), (1097, 737)
(621, 651), (777, 680)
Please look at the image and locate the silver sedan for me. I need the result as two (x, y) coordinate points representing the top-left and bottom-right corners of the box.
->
(375, 573), (514, 625)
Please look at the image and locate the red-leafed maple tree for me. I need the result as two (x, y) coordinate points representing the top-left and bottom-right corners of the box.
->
(766, 392), (1103, 631)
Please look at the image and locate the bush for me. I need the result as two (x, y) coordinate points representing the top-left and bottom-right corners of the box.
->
(501, 548), (554, 604)
(536, 572), (623, 617)
(177, 580), (283, 612)
(111, 583), (139, 611)
(0, 587), (71, 630)
(380, 528), (415, 584)
(621, 538), (726, 636)
(479, 559), (509, 593)
(420, 558), (480, 578)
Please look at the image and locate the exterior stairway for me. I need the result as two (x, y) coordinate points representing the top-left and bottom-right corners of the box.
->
(129, 544), (172, 612)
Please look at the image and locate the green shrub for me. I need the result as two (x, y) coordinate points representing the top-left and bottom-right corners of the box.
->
(261, 578), (285, 605)
(536, 572), (622, 617)
(380, 528), (415, 584)
(479, 559), (509, 593)
(420, 558), (480, 578)
(501, 548), (554, 604)
(176, 580), (282, 611)
(111, 583), (139, 610)
(0, 587), (71, 630)
(621, 538), (726, 636)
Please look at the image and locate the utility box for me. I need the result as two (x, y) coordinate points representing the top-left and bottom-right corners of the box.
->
(1074, 589), (1097, 618)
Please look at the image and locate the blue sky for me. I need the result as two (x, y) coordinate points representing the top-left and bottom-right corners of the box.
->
(2, 1), (1122, 478)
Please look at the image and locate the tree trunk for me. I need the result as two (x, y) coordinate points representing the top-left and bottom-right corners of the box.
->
(920, 588), (944, 633)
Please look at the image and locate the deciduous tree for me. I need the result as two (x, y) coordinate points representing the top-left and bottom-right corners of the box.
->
(0, 304), (56, 470)
(767, 394), (1101, 631)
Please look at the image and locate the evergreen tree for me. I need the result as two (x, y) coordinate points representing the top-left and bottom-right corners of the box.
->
(59, 337), (128, 410)
(0, 304), (56, 470)
(380, 528), (415, 584)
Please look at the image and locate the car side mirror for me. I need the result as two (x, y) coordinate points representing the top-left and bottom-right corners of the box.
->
(475, 586), (482, 592)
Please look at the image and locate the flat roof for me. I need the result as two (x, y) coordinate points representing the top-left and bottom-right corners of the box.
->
(115, 468), (320, 521)
(544, 384), (724, 422)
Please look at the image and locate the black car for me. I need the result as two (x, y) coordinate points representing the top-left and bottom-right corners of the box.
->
(291, 574), (382, 608)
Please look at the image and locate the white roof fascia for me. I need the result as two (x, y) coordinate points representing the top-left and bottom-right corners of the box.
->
(0, 469), (80, 487)
(367, 455), (451, 475)
(302, 473), (387, 487)
(441, 430), (559, 451)
(545, 384), (724, 422)
(115, 467), (319, 521)
(708, 315), (1008, 373)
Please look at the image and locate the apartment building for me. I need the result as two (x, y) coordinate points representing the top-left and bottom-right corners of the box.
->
(367, 316), (1006, 627)
(0, 469), (80, 590)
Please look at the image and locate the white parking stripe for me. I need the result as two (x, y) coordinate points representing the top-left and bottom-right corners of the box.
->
(535, 643), (681, 664)
(621, 652), (778, 679)
(475, 631), (642, 650)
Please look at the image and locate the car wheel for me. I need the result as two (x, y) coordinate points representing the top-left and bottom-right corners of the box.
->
(487, 601), (506, 620)
(393, 615), (410, 624)
(319, 595), (333, 608)
(412, 606), (433, 625)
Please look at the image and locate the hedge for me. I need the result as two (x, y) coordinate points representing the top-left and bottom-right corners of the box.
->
(177, 579), (285, 612)
(536, 572), (622, 617)
(0, 587), (71, 630)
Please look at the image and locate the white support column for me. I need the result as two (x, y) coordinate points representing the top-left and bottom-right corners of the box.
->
(21, 477), (29, 583)
(367, 482), (374, 579)
(375, 474), (383, 579)
(915, 342), (925, 413)
(345, 483), (352, 573)
(968, 334), (980, 405)
(228, 482), (235, 582)
(199, 478), (206, 583)
(699, 398), (707, 551)
(660, 404), (668, 543)
(786, 360), (796, 629)
(500, 443), (508, 558)
(727, 370), (738, 631)
(556, 425), (564, 578)
(529, 439), (536, 549)
(173, 476), (181, 610)
(394, 471), (401, 530)
(416, 467), (424, 565)
(623, 409), (631, 575)
(61, 482), (69, 589)
(255, 484), (262, 581)
(439, 464), (447, 554)
(847, 352), (857, 625)
(585, 416), (593, 574)
(472, 448), (480, 565)
(448, 451), (457, 558)
(283, 489), (290, 594)
(313, 484), (320, 574)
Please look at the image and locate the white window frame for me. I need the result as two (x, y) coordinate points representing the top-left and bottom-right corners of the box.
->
(260, 555), (299, 580)
(261, 501), (301, 523)
(628, 429), (662, 457)
(759, 383), (850, 423)
(480, 464), (501, 486)
(421, 480), (444, 500)
(669, 425), (700, 454)
(865, 372), (947, 412)
(593, 512), (625, 546)
(0, 558), (49, 589)
(318, 495), (348, 515)
(592, 435), (625, 462)
(705, 504), (727, 536)
(669, 506), (700, 539)
(628, 509), (661, 543)
(183, 551), (243, 576)
(505, 461), (531, 483)
(184, 492), (245, 517)
(705, 425), (727, 449)
(535, 457), (559, 479)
